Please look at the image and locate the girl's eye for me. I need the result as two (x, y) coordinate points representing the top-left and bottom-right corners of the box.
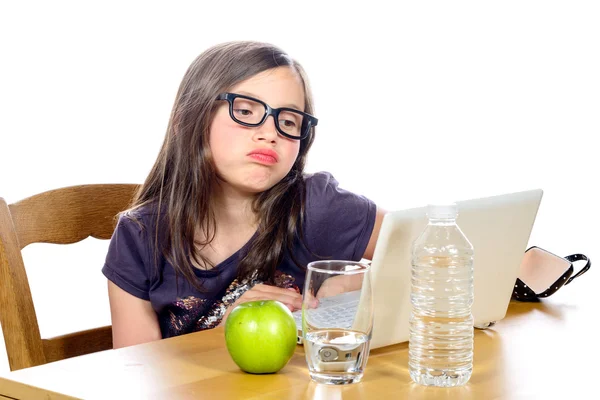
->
(234, 108), (253, 117)
(280, 119), (297, 128)
(279, 111), (301, 131)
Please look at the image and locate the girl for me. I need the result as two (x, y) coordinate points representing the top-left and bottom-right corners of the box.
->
(103, 41), (386, 349)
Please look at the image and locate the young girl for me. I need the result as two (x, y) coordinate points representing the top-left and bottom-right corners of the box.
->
(103, 41), (385, 348)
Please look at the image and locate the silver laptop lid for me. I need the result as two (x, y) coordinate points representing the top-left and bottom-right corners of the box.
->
(368, 189), (543, 349)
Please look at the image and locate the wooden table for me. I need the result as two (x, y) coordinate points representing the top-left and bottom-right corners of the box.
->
(0, 278), (596, 399)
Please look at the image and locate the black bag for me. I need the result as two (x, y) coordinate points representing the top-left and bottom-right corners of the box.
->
(512, 246), (591, 302)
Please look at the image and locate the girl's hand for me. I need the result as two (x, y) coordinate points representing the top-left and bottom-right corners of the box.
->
(221, 284), (303, 324)
(316, 274), (363, 298)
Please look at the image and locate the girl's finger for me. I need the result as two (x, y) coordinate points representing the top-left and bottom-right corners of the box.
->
(241, 290), (302, 310)
(253, 284), (302, 297)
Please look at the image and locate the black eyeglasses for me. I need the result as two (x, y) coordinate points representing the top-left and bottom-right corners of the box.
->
(215, 93), (318, 140)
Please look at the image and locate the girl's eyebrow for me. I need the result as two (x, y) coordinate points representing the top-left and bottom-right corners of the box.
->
(237, 90), (303, 111)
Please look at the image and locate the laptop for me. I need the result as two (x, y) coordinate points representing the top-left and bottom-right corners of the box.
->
(292, 189), (543, 349)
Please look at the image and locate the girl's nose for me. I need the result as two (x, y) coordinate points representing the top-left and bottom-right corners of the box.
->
(254, 115), (279, 142)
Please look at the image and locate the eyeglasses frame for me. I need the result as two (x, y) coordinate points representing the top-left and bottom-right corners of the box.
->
(215, 92), (318, 140)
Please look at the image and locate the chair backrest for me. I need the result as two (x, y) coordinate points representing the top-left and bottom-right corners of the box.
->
(0, 184), (139, 371)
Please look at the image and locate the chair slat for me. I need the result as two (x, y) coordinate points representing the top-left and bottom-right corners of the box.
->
(10, 184), (138, 249)
(43, 326), (113, 363)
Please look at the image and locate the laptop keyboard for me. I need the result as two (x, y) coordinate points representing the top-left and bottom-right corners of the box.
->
(292, 290), (361, 331)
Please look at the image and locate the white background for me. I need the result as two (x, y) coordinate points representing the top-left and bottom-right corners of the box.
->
(0, 1), (598, 373)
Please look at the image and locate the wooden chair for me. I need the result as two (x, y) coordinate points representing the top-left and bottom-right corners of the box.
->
(0, 184), (139, 371)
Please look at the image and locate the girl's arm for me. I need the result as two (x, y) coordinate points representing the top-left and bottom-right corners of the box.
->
(317, 206), (387, 297)
(362, 206), (387, 261)
(107, 280), (162, 349)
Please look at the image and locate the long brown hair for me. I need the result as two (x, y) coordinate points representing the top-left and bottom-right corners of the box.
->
(130, 41), (316, 290)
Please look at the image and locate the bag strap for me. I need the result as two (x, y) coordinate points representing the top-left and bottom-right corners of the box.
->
(564, 254), (591, 285)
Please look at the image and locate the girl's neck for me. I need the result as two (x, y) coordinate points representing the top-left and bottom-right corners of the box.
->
(212, 181), (258, 228)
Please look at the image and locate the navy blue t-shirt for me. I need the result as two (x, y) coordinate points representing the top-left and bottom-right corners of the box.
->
(102, 172), (376, 338)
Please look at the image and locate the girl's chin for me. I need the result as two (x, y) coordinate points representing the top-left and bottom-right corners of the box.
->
(220, 177), (280, 196)
(215, 167), (291, 195)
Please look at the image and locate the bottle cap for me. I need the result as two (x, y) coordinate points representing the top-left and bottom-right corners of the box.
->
(426, 203), (458, 219)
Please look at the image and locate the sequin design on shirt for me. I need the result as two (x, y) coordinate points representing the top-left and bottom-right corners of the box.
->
(158, 271), (298, 338)
(158, 296), (208, 338)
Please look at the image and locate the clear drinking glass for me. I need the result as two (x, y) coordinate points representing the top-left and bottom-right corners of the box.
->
(302, 260), (373, 385)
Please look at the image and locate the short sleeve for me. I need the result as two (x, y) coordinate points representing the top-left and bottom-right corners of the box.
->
(304, 172), (377, 261)
(102, 214), (153, 300)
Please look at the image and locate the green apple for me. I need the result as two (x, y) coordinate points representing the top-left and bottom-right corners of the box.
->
(224, 300), (297, 374)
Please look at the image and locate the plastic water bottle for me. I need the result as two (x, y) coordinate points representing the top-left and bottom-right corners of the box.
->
(409, 203), (474, 387)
